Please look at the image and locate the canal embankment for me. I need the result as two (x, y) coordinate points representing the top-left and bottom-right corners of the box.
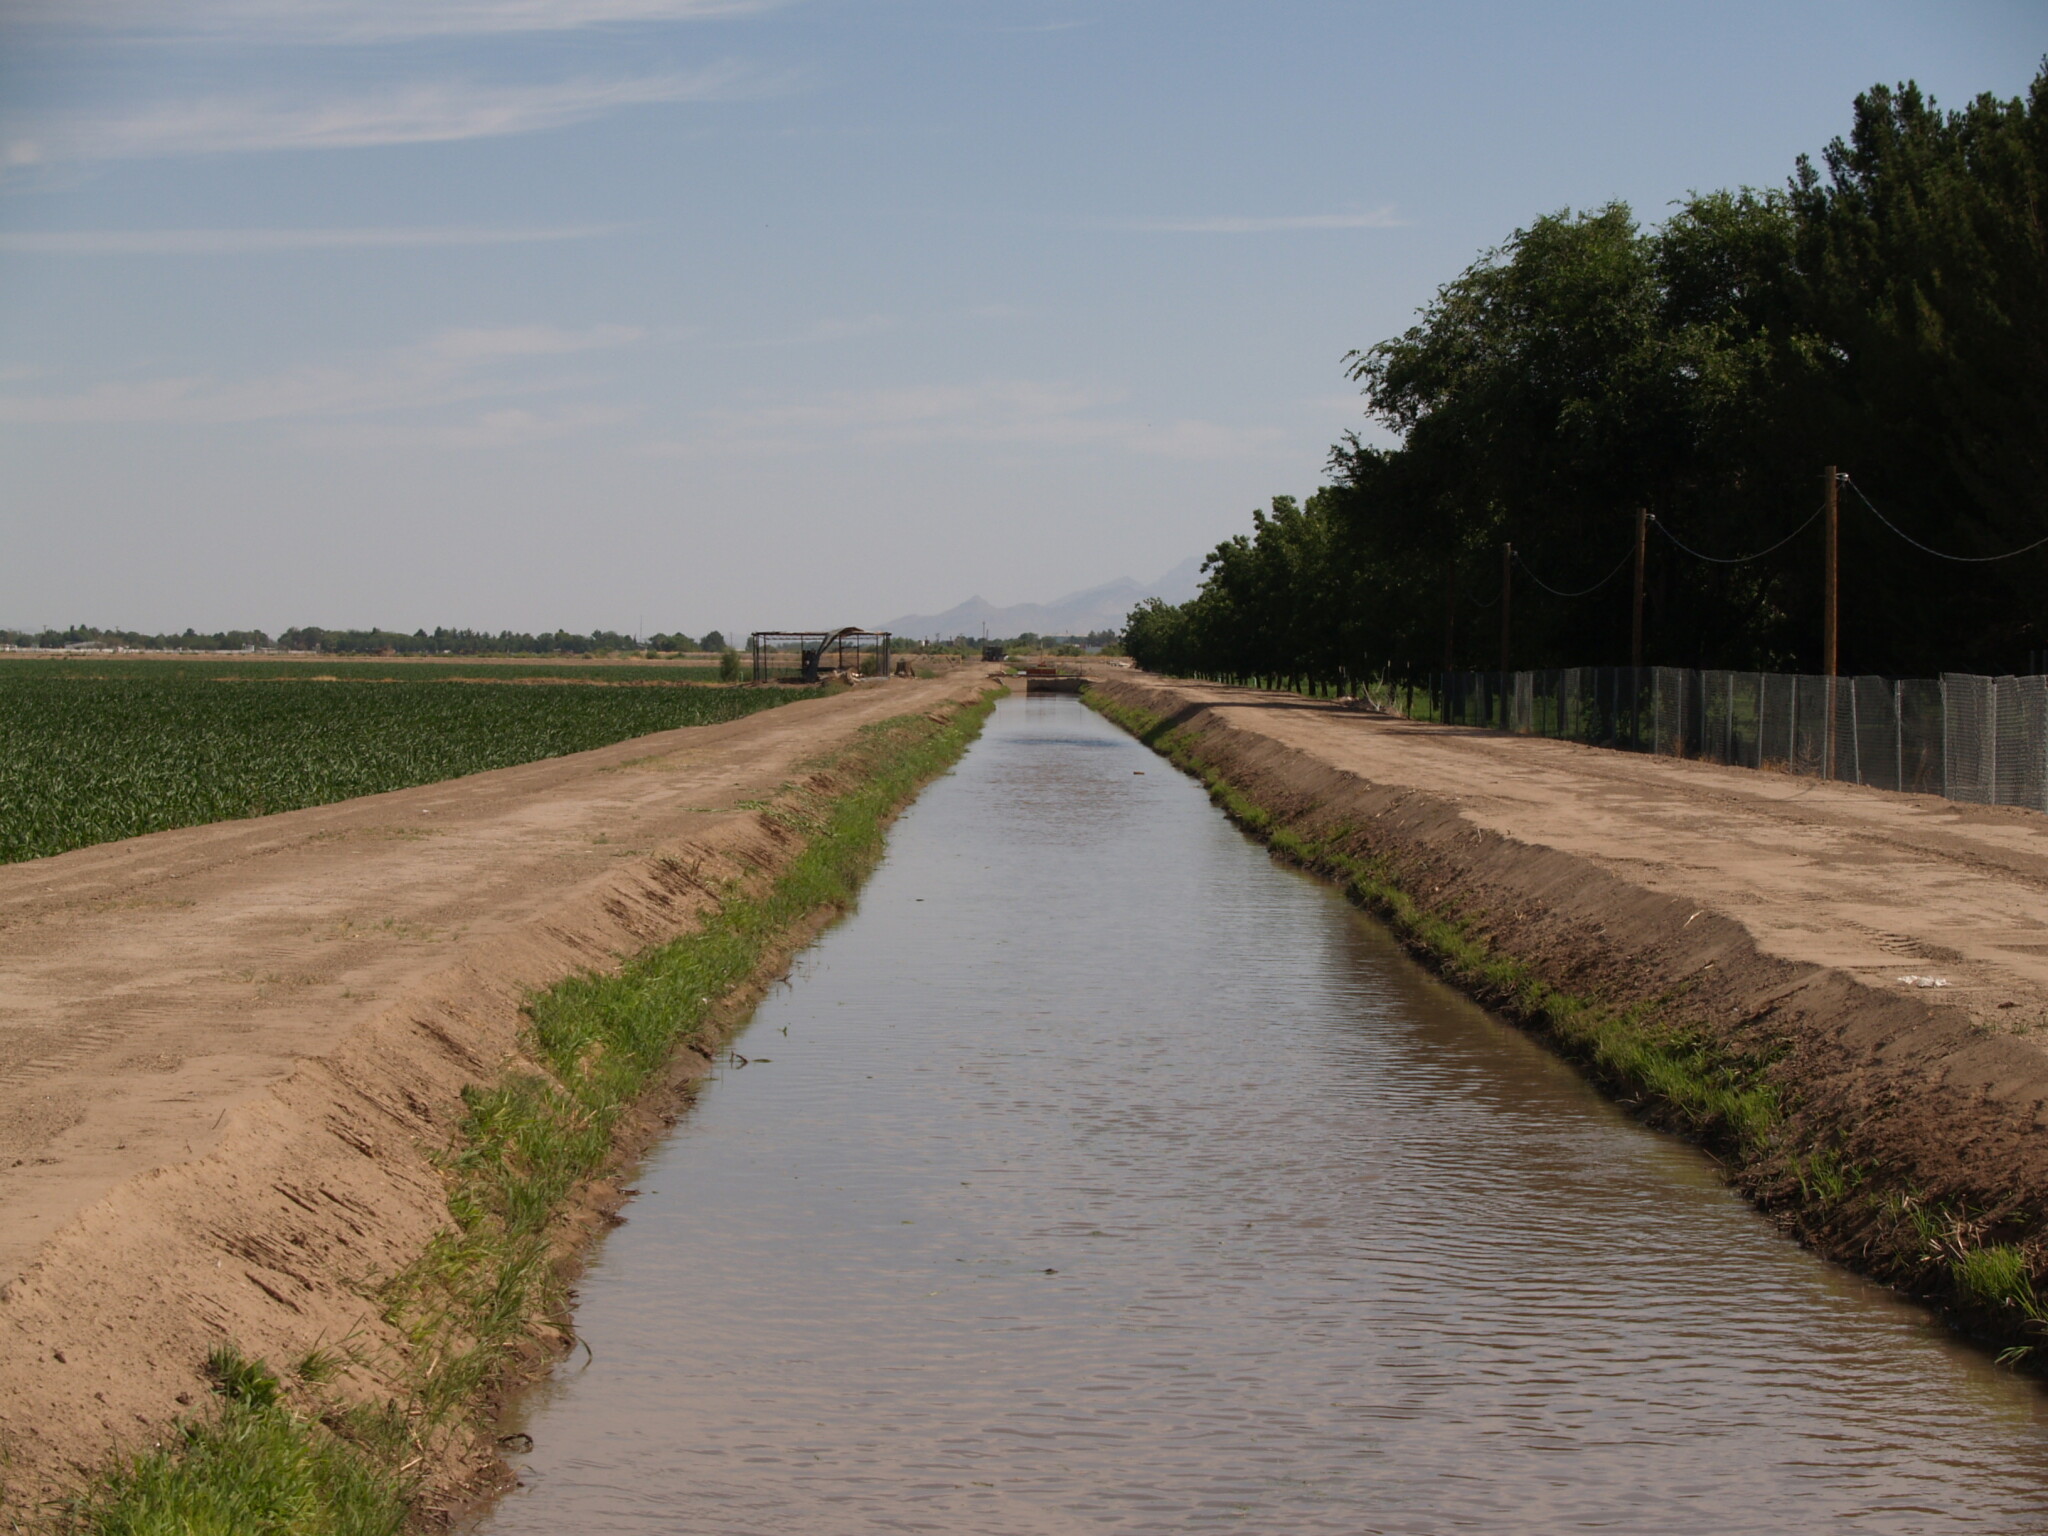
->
(468, 690), (2048, 1536)
(1087, 670), (2048, 1355)
(0, 668), (999, 1523)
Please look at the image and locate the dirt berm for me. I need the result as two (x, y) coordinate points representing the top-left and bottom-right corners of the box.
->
(0, 669), (997, 1516)
(1089, 672), (2048, 1350)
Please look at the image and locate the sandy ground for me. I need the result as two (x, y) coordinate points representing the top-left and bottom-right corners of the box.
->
(0, 669), (993, 1504)
(1101, 673), (2048, 1026)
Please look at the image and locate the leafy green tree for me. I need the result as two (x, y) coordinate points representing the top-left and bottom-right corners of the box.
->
(1121, 597), (1196, 675)
(1792, 69), (2048, 671)
(1133, 64), (2047, 684)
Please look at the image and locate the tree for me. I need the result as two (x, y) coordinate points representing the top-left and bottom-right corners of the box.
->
(1791, 68), (2048, 671)
(1128, 63), (2048, 683)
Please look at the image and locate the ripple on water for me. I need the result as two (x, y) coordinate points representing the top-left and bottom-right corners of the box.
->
(471, 695), (2048, 1536)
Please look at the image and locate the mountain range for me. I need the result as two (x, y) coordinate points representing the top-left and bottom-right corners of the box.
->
(881, 556), (1204, 641)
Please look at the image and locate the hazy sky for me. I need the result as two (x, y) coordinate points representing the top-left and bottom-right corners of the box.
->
(2, 1), (2041, 638)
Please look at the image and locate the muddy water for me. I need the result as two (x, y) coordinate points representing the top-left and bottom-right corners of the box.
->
(473, 694), (2048, 1534)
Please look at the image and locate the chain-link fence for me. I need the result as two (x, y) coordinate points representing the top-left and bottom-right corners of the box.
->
(1426, 668), (2048, 812)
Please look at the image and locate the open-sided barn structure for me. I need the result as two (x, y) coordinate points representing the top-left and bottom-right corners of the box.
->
(749, 629), (893, 684)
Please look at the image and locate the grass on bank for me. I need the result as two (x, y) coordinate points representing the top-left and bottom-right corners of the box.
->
(54, 1349), (407, 1536)
(51, 694), (996, 1535)
(1085, 685), (2048, 1349)
(1085, 689), (1782, 1156)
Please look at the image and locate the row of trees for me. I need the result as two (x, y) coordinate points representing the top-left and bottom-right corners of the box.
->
(1, 625), (730, 656)
(1, 625), (277, 652)
(1127, 66), (2048, 683)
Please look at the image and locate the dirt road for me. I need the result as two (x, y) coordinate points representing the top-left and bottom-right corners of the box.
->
(0, 674), (988, 1285)
(1109, 675), (2048, 1025)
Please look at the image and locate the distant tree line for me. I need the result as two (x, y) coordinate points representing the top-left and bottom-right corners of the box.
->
(0, 625), (729, 656)
(1127, 65), (2048, 685)
(0, 625), (280, 653)
(0, 624), (1129, 659)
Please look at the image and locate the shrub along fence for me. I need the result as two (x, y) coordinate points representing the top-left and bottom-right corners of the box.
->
(1425, 667), (2048, 811)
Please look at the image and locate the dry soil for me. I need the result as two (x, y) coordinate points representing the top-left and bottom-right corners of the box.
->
(0, 669), (993, 1509)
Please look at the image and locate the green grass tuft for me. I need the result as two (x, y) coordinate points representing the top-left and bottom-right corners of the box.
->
(1954, 1243), (2038, 1314)
(59, 1349), (407, 1536)
(291, 1348), (345, 1387)
(204, 1346), (281, 1410)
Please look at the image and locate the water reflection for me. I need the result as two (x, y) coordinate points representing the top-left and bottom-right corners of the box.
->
(472, 694), (2048, 1534)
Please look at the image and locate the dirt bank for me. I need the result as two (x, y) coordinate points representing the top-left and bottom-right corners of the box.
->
(0, 669), (997, 1515)
(1089, 672), (2048, 1349)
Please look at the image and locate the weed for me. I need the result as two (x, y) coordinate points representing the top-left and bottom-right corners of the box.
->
(292, 1348), (345, 1386)
(1955, 1244), (2036, 1313)
(1793, 1148), (1859, 1206)
(205, 1347), (281, 1410)
(58, 1348), (407, 1536)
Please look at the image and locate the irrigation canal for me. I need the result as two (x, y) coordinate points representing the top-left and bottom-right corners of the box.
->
(471, 693), (2048, 1534)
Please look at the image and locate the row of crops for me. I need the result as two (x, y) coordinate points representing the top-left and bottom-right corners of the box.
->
(0, 664), (823, 864)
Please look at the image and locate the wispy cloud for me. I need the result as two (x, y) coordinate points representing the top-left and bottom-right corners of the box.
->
(0, 323), (642, 424)
(2, 0), (790, 43)
(300, 403), (635, 449)
(5, 67), (765, 165)
(0, 224), (621, 254)
(645, 380), (1287, 461)
(1126, 209), (1408, 233)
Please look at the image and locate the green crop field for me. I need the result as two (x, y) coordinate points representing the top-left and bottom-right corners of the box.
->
(0, 667), (824, 865)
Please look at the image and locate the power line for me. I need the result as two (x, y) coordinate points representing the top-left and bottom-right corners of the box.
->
(1650, 504), (1823, 564)
(1512, 543), (1636, 599)
(1843, 477), (2048, 563)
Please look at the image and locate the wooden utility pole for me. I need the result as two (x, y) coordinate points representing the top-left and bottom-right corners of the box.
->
(1499, 541), (1513, 676)
(1631, 508), (1647, 672)
(1823, 466), (1839, 678)
(1823, 464), (1840, 778)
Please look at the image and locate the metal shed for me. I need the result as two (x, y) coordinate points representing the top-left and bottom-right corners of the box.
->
(749, 629), (893, 684)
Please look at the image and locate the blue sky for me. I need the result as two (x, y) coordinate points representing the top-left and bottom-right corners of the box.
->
(2, 0), (2042, 638)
